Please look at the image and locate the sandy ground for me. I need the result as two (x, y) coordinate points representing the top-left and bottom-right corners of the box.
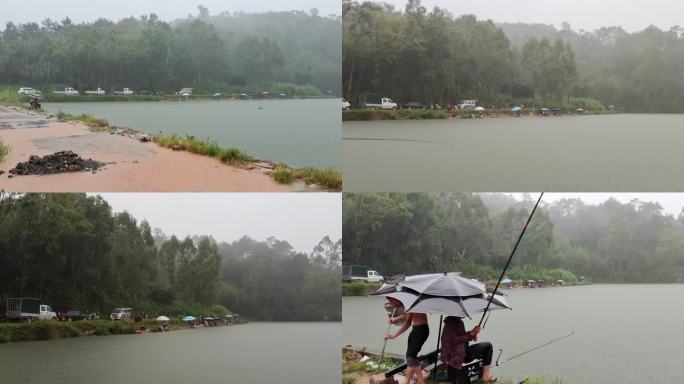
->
(0, 107), (295, 192)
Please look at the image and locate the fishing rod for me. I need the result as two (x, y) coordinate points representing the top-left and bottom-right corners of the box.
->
(478, 192), (545, 329)
(379, 307), (397, 363)
(495, 331), (575, 366)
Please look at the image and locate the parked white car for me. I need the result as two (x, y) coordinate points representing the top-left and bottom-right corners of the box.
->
(342, 98), (351, 110)
(110, 307), (132, 320)
(18, 87), (40, 95)
(458, 100), (478, 109)
(113, 88), (134, 95)
(85, 87), (106, 95)
(54, 87), (79, 95)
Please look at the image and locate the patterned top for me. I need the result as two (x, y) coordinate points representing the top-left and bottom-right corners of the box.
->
(440, 316), (474, 368)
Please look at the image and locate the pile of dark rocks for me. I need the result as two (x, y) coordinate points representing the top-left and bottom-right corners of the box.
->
(9, 151), (105, 176)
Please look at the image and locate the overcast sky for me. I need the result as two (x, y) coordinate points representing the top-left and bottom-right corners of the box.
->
(96, 193), (341, 253)
(383, 0), (682, 32)
(505, 193), (684, 216)
(0, 0), (340, 26)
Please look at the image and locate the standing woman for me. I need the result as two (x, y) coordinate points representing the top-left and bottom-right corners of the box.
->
(385, 312), (429, 384)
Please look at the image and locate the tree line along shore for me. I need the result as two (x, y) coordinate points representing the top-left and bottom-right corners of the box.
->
(0, 193), (342, 334)
(0, 7), (340, 97)
(343, 193), (684, 285)
(343, 0), (684, 114)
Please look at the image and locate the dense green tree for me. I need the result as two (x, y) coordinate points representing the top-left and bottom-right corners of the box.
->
(0, 8), (340, 95)
(0, 193), (340, 321)
(344, 193), (684, 283)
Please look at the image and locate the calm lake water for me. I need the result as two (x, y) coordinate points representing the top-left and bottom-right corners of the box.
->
(44, 99), (340, 169)
(343, 285), (684, 384)
(0, 322), (340, 384)
(343, 114), (684, 191)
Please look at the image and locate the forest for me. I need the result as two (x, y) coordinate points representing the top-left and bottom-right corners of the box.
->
(0, 193), (341, 321)
(343, 0), (684, 112)
(343, 193), (684, 284)
(0, 6), (341, 96)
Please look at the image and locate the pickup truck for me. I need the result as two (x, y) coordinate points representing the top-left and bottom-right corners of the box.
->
(85, 87), (106, 95)
(359, 93), (397, 109)
(54, 87), (79, 96)
(5, 297), (57, 321)
(342, 265), (384, 283)
(113, 88), (134, 95)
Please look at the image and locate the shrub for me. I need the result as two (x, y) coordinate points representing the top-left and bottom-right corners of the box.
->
(272, 166), (295, 184)
(0, 137), (8, 162)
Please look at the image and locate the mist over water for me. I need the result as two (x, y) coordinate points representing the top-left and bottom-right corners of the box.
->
(44, 99), (341, 169)
(343, 285), (684, 383)
(343, 114), (684, 191)
(0, 322), (340, 384)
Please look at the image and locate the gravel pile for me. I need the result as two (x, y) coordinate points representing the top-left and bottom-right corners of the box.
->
(9, 151), (105, 176)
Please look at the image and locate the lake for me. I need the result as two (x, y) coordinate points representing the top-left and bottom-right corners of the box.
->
(0, 322), (340, 384)
(343, 285), (684, 384)
(343, 114), (684, 191)
(44, 99), (340, 169)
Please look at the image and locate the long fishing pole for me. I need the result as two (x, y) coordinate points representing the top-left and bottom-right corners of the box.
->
(495, 331), (575, 366)
(478, 192), (545, 329)
(379, 307), (397, 363)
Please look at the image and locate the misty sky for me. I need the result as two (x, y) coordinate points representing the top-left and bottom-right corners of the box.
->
(95, 193), (341, 253)
(505, 193), (684, 216)
(0, 0), (340, 26)
(384, 0), (683, 32)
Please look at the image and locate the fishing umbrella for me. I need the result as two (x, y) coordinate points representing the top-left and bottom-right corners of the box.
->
(396, 272), (486, 298)
(380, 289), (511, 319)
(475, 106), (485, 111)
(182, 316), (196, 322)
(511, 106), (522, 112)
(500, 278), (512, 284)
(156, 316), (170, 322)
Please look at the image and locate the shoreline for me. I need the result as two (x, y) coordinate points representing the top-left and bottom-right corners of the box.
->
(341, 280), (591, 297)
(0, 318), (247, 344)
(0, 105), (340, 191)
(342, 108), (620, 122)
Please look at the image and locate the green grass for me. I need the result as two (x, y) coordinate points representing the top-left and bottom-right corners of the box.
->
(343, 108), (449, 121)
(0, 86), (24, 107)
(270, 165), (342, 190)
(0, 137), (8, 162)
(272, 165), (296, 184)
(219, 147), (255, 164)
(342, 280), (382, 296)
(0, 312), (242, 343)
(56, 112), (109, 129)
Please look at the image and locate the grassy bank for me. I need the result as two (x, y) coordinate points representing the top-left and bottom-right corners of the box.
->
(0, 86), (24, 107)
(343, 109), (450, 121)
(53, 113), (342, 191)
(0, 319), (164, 343)
(342, 348), (565, 384)
(342, 108), (619, 121)
(342, 281), (383, 296)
